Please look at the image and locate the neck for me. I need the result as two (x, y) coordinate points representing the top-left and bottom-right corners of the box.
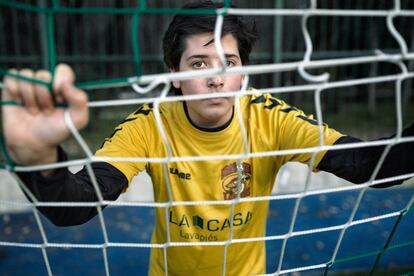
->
(183, 103), (234, 132)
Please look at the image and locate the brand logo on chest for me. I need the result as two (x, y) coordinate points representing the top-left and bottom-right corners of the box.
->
(169, 167), (191, 180)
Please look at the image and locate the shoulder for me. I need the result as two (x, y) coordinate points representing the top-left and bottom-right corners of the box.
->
(120, 102), (165, 128)
(106, 103), (157, 141)
(240, 89), (290, 116)
(240, 89), (323, 133)
(114, 101), (179, 135)
(97, 103), (159, 153)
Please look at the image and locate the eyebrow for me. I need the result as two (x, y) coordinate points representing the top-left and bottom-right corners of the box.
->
(186, 54), (240, 62)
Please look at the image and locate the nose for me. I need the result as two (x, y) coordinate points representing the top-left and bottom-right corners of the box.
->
(207, 75), (224, 89)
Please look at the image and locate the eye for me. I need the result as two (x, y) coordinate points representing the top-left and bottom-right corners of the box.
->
(226, 60), (236, 67)
(192, 61), (207, 69)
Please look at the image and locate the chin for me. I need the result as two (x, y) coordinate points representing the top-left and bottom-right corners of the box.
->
(204, 105), (233, 121)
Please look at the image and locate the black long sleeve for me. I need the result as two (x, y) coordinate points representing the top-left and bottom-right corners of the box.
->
(17, 147), (128, 226)
(317, 124), (414, 188)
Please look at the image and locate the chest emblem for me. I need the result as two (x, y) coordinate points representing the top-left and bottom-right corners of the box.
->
(221, 162), (252, 200)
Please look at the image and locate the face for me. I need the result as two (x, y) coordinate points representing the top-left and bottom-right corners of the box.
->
(172, 33), (244, 129)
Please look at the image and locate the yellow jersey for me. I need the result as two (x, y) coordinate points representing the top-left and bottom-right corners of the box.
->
(95, 92), (343, 275)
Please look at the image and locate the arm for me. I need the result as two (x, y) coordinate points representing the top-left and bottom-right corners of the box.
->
(268, 94), (413, 187)
(1, 65), (120, 226)
(317, 124), (414, 187)
(17, 147), (128, 226)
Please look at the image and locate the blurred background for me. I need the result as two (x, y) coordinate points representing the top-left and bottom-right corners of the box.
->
(0, 0), (414, 275)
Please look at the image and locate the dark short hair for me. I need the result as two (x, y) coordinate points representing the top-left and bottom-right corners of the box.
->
(162, 0), (257, 71)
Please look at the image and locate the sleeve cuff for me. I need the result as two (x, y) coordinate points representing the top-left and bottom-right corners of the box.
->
(38, 146), (70, 183)
(16, 146), (70, 186)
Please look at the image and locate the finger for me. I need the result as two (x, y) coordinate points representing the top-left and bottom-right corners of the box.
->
(2, 70), (20, 130)
(34, 70), (53, 113)
(53, 63), (75, 104)
(61, 82), (89, 130)
(18, 69), (39, 115)
(2, 69), (19, 102)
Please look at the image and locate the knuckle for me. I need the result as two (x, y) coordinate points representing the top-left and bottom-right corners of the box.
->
(34, 71), (52, 96)
(4, 72), (18, 96)
(17, 69), (34, 91)
(4, 78), (16, 92)
(35, 70), (52, 81)
(19, 68), (34, 77)
(7, 68), (18, 77)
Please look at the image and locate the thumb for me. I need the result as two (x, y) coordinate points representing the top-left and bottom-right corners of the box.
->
(53, 63), (89, 130)
(53, 63), (75, 104)
(61, 81), (89, 130)
(53, 63), (75, 92)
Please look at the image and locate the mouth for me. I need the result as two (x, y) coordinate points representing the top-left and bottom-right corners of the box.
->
(205, 97), (230, 105)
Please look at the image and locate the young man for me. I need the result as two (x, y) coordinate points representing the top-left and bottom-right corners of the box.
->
(2, 1), (413, 275)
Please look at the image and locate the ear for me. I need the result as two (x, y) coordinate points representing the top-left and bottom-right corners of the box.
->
(170, 68), (180, 89)
(241, 74), (246, 86)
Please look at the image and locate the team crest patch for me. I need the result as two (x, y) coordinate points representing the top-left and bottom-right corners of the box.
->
(221, 162), (252, 200)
